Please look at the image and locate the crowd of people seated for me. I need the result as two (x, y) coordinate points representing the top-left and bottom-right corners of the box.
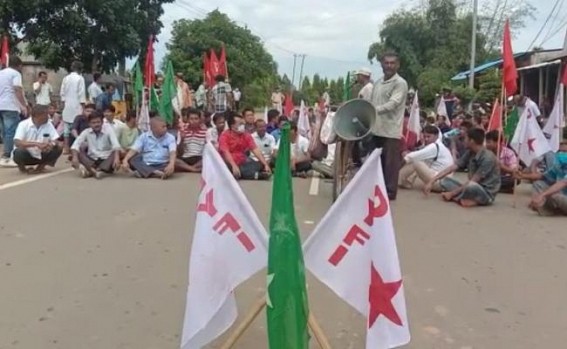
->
(1, 65), (564, 216)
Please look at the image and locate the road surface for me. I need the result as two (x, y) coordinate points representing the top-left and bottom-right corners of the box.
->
(0, 161), (566, 349)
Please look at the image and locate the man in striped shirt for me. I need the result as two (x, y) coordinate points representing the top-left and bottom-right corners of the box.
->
(176, 108), (206, 172)
(209, 74), (233, 113)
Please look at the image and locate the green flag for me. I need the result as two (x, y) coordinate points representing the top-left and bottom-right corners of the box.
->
(503, 107), (519, 140)
(342, 71), (351, 101)
(266, 124), (310, 349)
(150, 87), (160, 112)
(159, 60), (177, 125)
(132, 60), (144, 106)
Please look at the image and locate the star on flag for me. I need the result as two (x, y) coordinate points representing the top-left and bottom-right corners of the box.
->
(368, 263), (403, 328)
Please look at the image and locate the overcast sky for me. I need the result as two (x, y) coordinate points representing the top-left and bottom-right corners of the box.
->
(152, 0), (566, 82)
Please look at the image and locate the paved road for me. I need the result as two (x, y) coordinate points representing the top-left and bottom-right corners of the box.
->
(0, 163), (566, 349)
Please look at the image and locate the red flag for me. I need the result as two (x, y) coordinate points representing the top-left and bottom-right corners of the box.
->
(219, 45), (228, 78)
(209, 49), (220, 78)
(203, 53), (212, 88)
(562, 64), (567, 86)
(284, 93), (294, 116)
(1, 35), (9, 68)
(502, 19), (517, 97)
(487, 99), (502, 131)
(144, 35), (155, 88)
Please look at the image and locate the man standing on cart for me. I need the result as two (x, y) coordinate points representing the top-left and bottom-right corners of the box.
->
(368, 52), (408, 200)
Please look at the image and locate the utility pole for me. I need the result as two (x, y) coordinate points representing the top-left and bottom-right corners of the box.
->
(298, 54), (306, 90)
(468, 0), (478, 89)
(291, 54), (298, 89)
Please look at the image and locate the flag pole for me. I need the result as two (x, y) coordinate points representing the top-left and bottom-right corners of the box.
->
(219, 295), (332, 349)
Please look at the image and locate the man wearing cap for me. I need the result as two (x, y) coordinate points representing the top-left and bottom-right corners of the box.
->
(356, 68), (373, 100)
(368, 52), (409, 200)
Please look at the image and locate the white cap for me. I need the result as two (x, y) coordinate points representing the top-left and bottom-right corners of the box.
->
(355, 67), (371, 77)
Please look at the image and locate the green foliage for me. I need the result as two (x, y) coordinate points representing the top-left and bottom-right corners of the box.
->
(476, 69), (501, 103)
(452, 86), (476, 105)
(416, 67), (452, 106)
(165, 10), (278, 106)
(0, 0), (173, 72)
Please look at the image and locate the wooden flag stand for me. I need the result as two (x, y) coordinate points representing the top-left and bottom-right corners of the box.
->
(220, 295), (332, 349)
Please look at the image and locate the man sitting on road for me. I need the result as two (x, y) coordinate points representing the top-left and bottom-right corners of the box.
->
(218, 112), (272, 180)
(118, 111), (140, 158)
(251, 119), (276, 166)
(70, 103), (95, 148)
(13, 104), (62, 174)
(274, 122), (312, 177)
(424, 128), (501, 207)
(515, 142), (567, 216)
(176, 108), (206, 173)
(242, 107), (256, 134)
(399, 125), (453, 191)
(485, 130), (519, 193)
(102, 105), (125, 136)
(206, 112), (226, 150)
(71, 112), (121, 179)
(122, 117), (176, 179)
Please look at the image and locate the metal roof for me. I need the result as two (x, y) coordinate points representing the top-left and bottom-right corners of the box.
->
(451, 52), (527, 81)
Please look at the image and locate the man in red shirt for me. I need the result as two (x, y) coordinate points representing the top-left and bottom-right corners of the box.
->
(219, 112), (272, 180)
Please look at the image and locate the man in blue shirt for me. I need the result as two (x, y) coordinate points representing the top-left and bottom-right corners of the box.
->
(121, 117), (177, 179)
(517, 142), (567, 216)
(95, 83), (115, 112)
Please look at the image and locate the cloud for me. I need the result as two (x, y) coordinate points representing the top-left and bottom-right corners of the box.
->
(154, 0), (566, 80)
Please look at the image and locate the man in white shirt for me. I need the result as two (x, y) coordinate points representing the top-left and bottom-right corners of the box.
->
(102, 105), (125, 137)
(13, 104), (62, 173)
(514, 94), (541, 121)
(33, 71), (53, 106)
(271, 88), (284, 113)
(71, 112), (121, 179)
(61, 61), (87, 154)
(0, 56), (28, 167)
(233, 88), (242, 110)
(275, 121), (311, 176)
(251, 119), (276, 165)
(195, 83), (206, 110)
(88, 73), (103, 103)
(322, 88), (331, 108)
(356, 67), (373, 101)
(399, 125), (454, 191)
(368, 52), (408, 200)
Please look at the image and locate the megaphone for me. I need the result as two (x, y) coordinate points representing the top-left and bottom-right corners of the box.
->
(333, 99), (376, 141)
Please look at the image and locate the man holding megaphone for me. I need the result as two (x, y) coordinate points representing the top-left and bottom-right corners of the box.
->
(366, 52), (409, 200)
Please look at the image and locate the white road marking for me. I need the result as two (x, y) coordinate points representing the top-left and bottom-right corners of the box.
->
(0, 168), (73, 191)
(308, 174), (320, 196)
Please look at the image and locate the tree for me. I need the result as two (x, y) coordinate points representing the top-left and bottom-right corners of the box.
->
(165, 10), (278, 106)
(0, 0), (173, 72)
(368, 0), (532, 105)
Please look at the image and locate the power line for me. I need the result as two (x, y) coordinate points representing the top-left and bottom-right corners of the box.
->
(541, 0), (565, 44)
(526, 0), (562, 50)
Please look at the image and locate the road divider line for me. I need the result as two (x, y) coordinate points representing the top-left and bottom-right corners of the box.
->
(0, 168), (73, 191)
(309, 174), (320, 196)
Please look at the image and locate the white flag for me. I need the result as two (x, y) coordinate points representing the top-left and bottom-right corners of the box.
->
(137, 89), (150, 132)
(303, 150), (410, 349)
(543, 83), (565, 152)
(407, 91), (421, 141)
(436, 97), (448, 118)
(298, 99), (311, 139)
(181, 143), (268, 349)
(511, 108), (552, 166)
